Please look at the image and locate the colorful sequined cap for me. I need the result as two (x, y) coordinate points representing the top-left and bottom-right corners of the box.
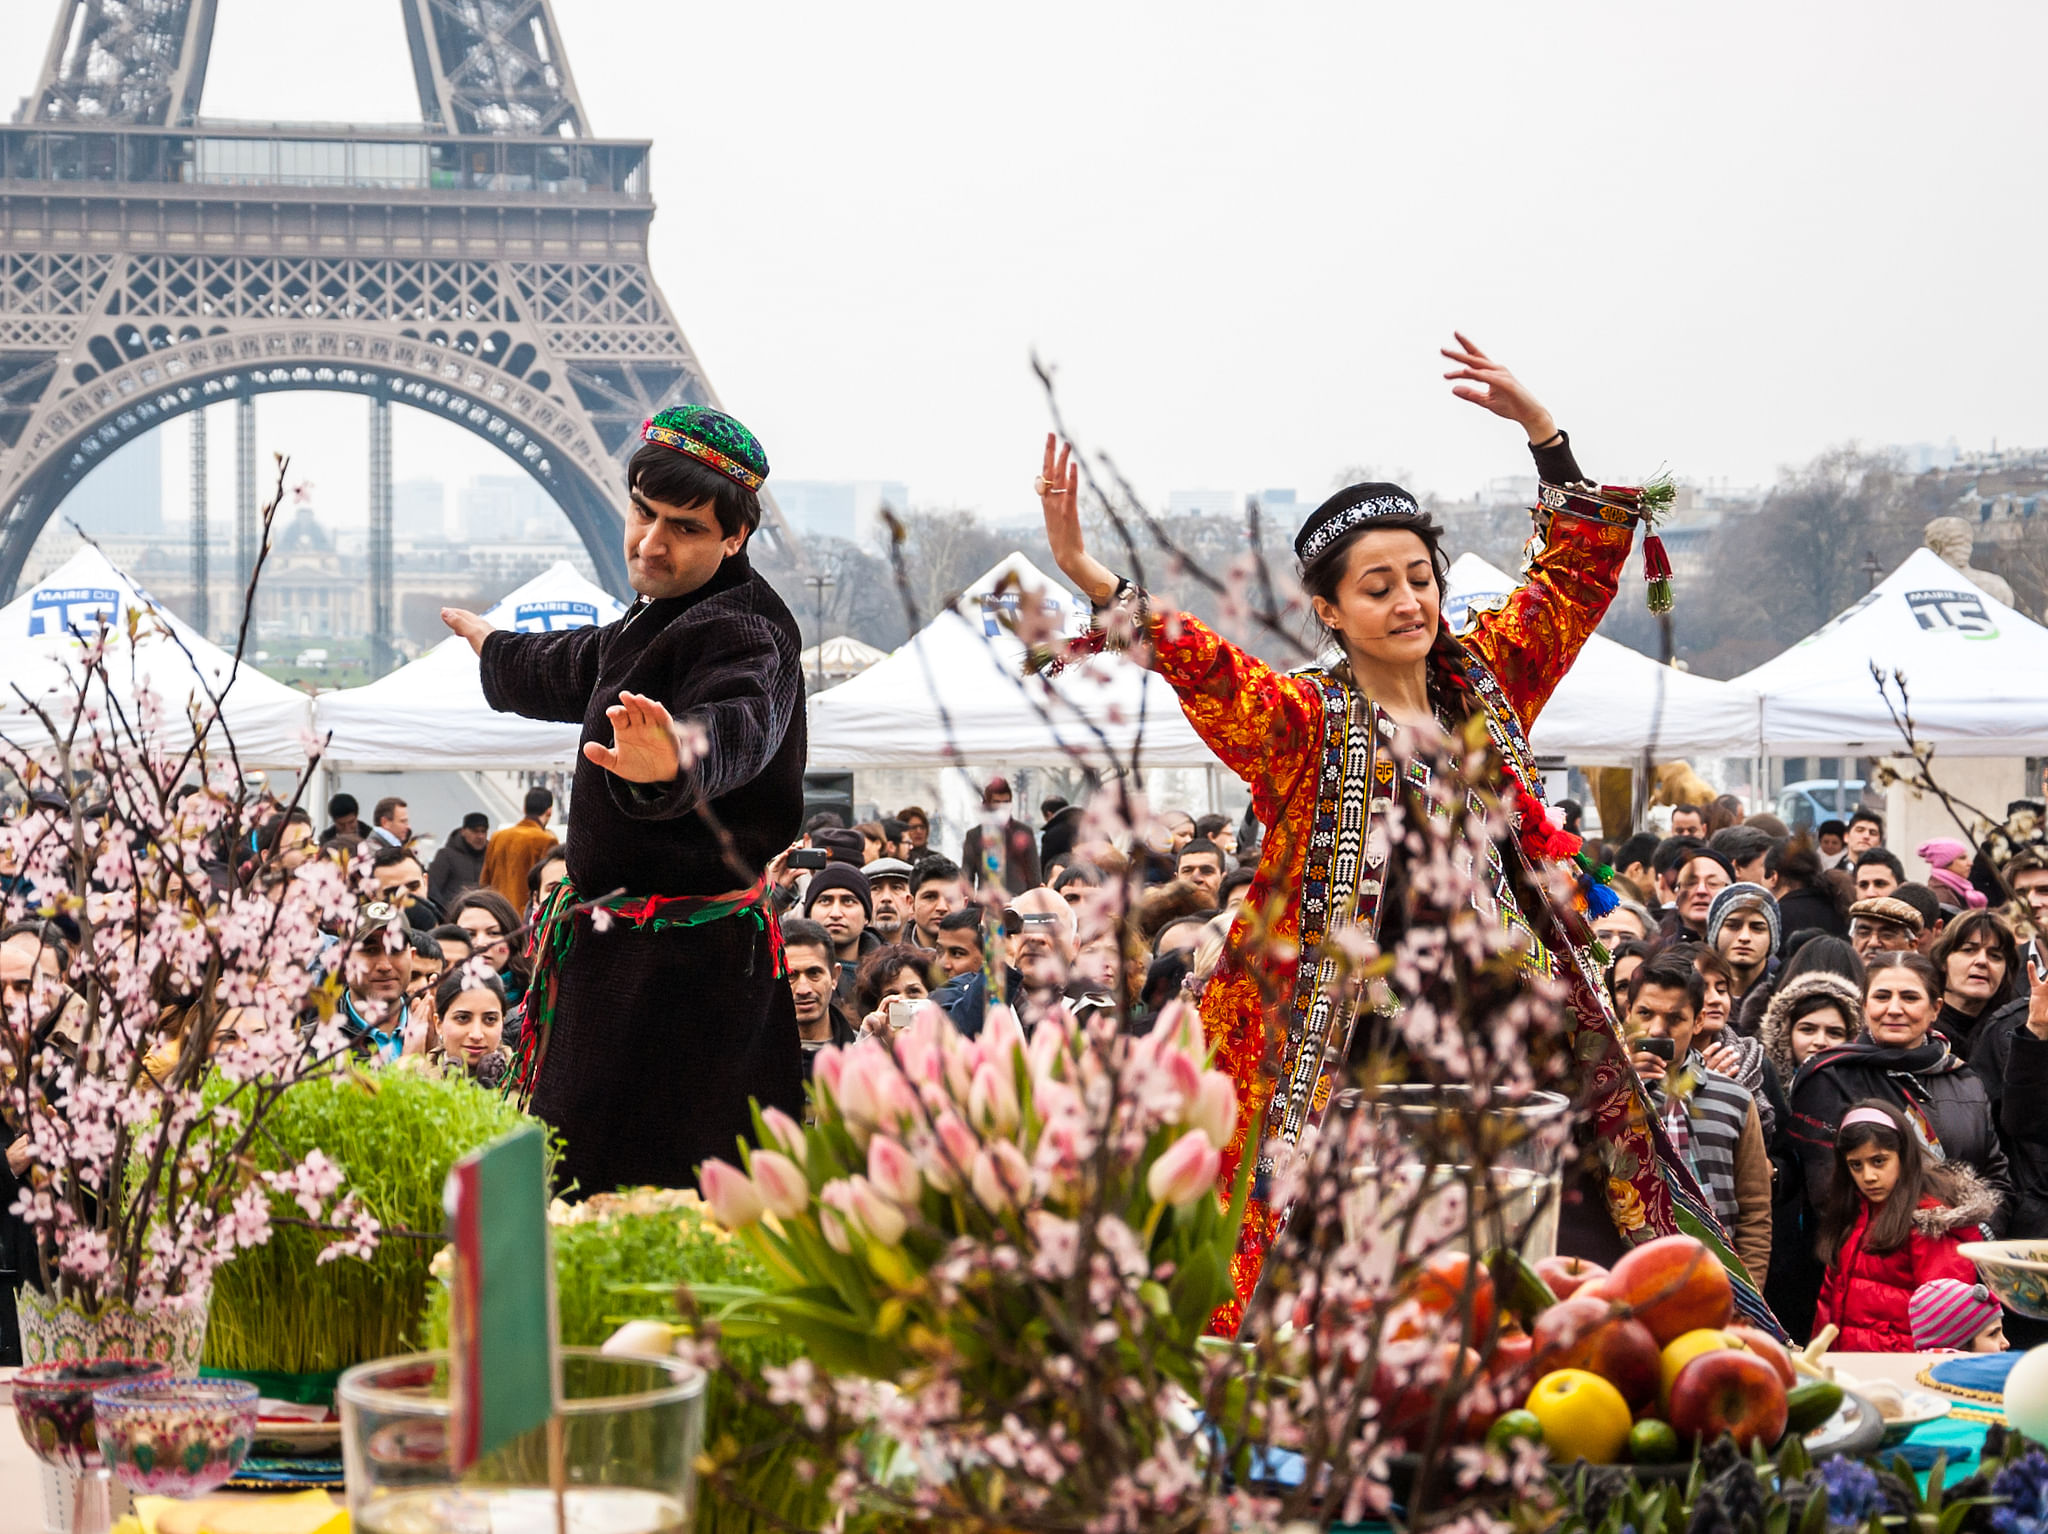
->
(1294, 481), (1423, 563)
(640, 405), (769, 491)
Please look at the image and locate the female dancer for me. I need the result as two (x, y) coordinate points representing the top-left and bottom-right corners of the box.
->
(1037, 335), (1765, 1332)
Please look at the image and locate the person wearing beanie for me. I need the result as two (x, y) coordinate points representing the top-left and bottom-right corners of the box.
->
(1909, 1278), (2007, 1352)
(1707, 882), (1781, 1002)
(803, 862), (877, 1005)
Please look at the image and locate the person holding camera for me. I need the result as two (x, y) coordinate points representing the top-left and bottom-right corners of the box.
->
(1625, 951), (1774, 1282)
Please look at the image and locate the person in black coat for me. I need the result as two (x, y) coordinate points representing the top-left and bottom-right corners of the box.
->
(1767, 841), (1849, 949)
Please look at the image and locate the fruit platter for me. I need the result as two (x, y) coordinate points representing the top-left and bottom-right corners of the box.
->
(1379, 1234), (1882, 1476)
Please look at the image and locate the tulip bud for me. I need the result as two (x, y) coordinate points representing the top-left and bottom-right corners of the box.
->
(931, 1113), (978, 1192)
(811, 1046), (845, 1099)
(601, 1319), (676, 1357)
(1187, 1070), (1238, 1149)
(970, 1148), (1012, 1212)
(867, 1136), (922, 1207)
(1147, 1130), (1222, 1209)
(750, 1150), (810, 1220)
(847, 1175), (908, 1246)
(819, 1206), (852, 1254)
(759, 1106), (808, 1167)
(700, 1158), (766, 1228)
(836, 1050), (881, 1125)
(969, 1061), (1020, 1137)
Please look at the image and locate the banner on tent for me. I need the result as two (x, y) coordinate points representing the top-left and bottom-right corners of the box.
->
(512, 600), (600, 633)
(976, 587), (1073, 639)
(1906, 589), (1998, 639)
(28, 586), (120, 637)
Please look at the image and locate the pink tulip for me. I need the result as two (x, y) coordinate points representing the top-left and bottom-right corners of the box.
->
(819, 1206), (852, 1254)
(970, 1148), (1013, 1212)
(930, 1113), (978, 1192)
(700, 1158), (765, 1228)
(969, 1060), (1020, 1136)
(847, 1175), (908, 1245)
(811, 1046), (845, 1099)
(759, 1106), (807, 1167)
(1187, 1070), (1238, 1149)
(1147, 1130), (1222, 1209)
(874, 1061), (920, 1126)
(750, 1150), (810, 1220)
(1162, 1046), (1202, 1106)
(836, 1049), (881, 1125)
(867, 1136), (922, 1206)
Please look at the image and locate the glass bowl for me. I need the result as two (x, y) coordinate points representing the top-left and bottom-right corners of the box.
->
(14, 1358), (170, 1472)
(93, 1377), (259, 1498)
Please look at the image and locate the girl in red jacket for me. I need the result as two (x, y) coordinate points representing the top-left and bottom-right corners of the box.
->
(1814, 1100), (1998, 1351)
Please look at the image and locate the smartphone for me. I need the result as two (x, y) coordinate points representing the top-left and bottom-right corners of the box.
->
(886, 997), (915, 1032)
(2030, 942), (2048, 988)
(790, 847), (830, 872)
(1636, 1036), (1677, 1062)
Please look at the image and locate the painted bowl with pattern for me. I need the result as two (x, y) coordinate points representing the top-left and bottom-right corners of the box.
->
(13, 1358), (169, 1471)
(1959, 1241), (2048, 1320)
(93, 1377), (258, 1497)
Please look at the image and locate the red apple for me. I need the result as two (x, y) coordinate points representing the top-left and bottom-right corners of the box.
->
(1596, 1235), (1734, 1346)
(1727, 1325), (1796, 1389)
(1668, 1349), (1788, 1451)
(1530, 1293), (1661, 1410)
(1535, 1255), (1610, 1302)
(1489, 1327), (1534, 1383)
(1372, 1344), (1482, 1440)
(1404, 1252), (1496, 1341)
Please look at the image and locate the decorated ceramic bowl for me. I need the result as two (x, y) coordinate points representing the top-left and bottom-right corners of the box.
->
(1959, 1241), (2048, 1320)
(93, 1377), (258, 1497)
(13, 1358), (169, 1471)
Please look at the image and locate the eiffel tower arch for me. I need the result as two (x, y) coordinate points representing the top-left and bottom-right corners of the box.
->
(0, 0), (793, 605)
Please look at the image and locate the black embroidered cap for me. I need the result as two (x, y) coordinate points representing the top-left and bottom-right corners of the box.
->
(1293, 481), (1424, 563)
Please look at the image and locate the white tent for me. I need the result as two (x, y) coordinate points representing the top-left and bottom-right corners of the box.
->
(806, 554), (1220, 770)
(1445, 553), (1763, 762)
(0, 546), (314, 770)
(800, 633), (887, 683)
(1728, 547), (2048, 756)
(315, 563), (628, 771)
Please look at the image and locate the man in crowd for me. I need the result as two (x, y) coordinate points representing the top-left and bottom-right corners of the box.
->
(782, 917), (855, 1088)
(2008, 847), (2048, 967)
(428, 812), (490, 910)
(1669, 804), (1708, 839)
(1893, 883), (1946, 953)
(1855, 847), (1906, 901)
(961, 777), (1042, 894)
(803, 863), (876, 1006)
(339, 905), (416, 1061)
(371, 843), (442, 931)
(1650, 835), (1706, 912)
(1848, 895), (1922, 961)
(909, 856), (966, 946)
(482, 787), (558, 909)
(1847, 808), (1886, 853)
(1664, 848), (1732, 941)
(1707, 883), (1779, 1002)
(1176, 838), (1226, 905)
(1709, 825), (1774, 888)
(320, 793), (364, 855)
(896, 805), (931, 856)
(369, 796), (410, 850)
(1608, 832), (1661, 908)
(863, 857), (913, 942)
(447, 402), (805, 1195)
(1194, 813), (1238, 861)
(1624, 952), (1771, 1280)
(932, 907), (986, 983)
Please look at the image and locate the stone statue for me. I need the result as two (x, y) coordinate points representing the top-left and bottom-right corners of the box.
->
(1923, 515), (2016, 607)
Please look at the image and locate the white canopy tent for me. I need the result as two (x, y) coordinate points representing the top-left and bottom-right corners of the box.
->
(0, 546), (314, 770)
(315, 563), (628, 771)
(806, 554), (1221, 770)
(1444, 553), (1764, 763)
(1728, 547), (2048, 756)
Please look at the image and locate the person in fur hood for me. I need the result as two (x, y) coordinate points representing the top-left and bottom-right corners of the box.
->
(1815, 1100), (2000, 1352)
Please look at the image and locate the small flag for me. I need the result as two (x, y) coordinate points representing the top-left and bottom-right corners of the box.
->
(445, 1123), (558, 1470)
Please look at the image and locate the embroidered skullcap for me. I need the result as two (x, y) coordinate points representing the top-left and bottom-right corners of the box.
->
(640, 405), (769, 490)
(1848, 895), (1924, 935)
(1705, 882), (1781, 954)
(1294, 482), (1425, 563)
(1909, 1279), (2000, 1351)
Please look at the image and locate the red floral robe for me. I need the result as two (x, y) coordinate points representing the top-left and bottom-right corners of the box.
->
(1141, 482), (1752, 1334)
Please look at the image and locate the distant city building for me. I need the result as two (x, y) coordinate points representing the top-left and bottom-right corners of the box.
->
(59, 431), (162, 535)
(774, 481), (909, 547)
(1167, 490), (1236, 518)
(459, 474), (563, 541)
(393, 477), (447, 539)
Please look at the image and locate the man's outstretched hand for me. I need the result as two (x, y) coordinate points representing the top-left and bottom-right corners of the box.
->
(442, 607), (493, 656)
(584, 691), (684, 783)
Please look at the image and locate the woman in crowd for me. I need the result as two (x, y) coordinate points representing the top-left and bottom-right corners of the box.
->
(1606, 939), (1656, 1014)
(855, 942), (937, 1034)
(1037, 335), (1762, 1326)
(1738, 931), (1864, 1035)
(1929, 910), (2018, 1055)
(427, 968), (512, 1087)
(1813, 1099), (1997, 1352)
(449, 890), (532, 1010)
(1789, 952), (2010, 1235)
(1759, 971), (1863, 1337)
(1768, 841), (1850, 946)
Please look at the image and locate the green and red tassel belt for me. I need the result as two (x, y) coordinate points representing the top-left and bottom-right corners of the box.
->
(507, 874), (784, 1104)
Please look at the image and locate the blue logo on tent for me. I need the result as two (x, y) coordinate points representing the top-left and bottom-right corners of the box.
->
(1906, 588), (1998, 640)
(1445, 587), (1511, 634)
(28, 586), (120, 637)
(512, 600), (600, 633)
(977, 588), (1069, 638)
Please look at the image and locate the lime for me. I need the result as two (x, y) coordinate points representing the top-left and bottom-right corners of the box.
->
(1487, 1408), (1544, 1453)
(1628, 1418), (1681, 1464)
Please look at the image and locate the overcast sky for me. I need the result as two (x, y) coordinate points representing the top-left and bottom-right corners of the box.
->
(8, 0), (2047, 534)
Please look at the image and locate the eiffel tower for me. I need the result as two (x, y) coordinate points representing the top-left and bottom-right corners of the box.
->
(0, 0), (792, 650)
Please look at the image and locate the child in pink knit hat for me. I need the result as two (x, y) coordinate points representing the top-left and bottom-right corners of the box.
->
(1909, 1278), (2007, 1352)
(1917, 839), (1988, 910)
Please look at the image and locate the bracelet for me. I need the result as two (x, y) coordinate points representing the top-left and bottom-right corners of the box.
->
(1092, 575), (1136, 610)
(1529, 429), (1566, 451)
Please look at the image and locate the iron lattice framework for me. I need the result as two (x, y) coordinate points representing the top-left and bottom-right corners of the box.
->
(0, 0), (791, 600)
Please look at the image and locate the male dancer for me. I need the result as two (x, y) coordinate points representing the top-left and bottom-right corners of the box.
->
(443, 405), (805, 1195)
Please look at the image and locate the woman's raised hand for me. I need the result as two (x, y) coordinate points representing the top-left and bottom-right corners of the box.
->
(1442, 332), (1558, 445)
(1036, 434), (1116, 603)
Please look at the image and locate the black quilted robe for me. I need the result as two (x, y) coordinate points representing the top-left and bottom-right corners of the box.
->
(479, 550), (806, 1195)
